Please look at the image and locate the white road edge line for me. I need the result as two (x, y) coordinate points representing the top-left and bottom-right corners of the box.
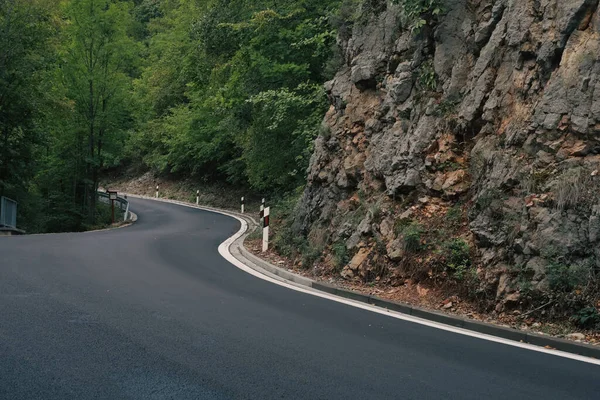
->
(129, 195), (600, 366)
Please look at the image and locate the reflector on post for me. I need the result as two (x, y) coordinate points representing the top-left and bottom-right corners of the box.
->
(262, 207), (270, 252)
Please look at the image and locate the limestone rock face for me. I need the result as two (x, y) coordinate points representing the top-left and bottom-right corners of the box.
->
(294, 0), (600, 304)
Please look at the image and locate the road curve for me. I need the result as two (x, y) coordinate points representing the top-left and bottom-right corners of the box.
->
(0, 198), (598, 399)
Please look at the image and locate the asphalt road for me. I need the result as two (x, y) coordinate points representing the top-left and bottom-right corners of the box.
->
(1, 198), (599, 399)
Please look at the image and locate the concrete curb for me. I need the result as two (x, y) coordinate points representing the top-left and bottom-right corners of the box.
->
(128, 211), (138, 223)
(233, 237), (600, 360)
(125, 193), (600, 360)
(310, 281), (600, 357)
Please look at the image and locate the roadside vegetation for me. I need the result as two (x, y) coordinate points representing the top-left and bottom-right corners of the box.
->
(1, 0), (340, 233)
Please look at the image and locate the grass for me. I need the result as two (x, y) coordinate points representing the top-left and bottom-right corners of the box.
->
(551, 167), (599, 211)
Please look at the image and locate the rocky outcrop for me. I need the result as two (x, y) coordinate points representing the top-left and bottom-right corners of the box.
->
(294, 0), (600, 316)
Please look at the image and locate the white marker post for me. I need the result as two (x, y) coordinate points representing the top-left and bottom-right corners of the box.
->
(262, 207), (270, 252)
(155, 185), (159, 198)
(196, 190), (200, 205)
(241, 197), (245, 214)
(259, 198), (265, 226)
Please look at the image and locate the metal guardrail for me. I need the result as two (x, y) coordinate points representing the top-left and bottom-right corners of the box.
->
(0, 196), (18, 228)
(97, 192), (130, 222)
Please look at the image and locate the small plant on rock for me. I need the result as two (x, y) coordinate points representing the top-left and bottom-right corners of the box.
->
(332, 242), (350, 270)
(417, 59), (437, 91)
(392, 0), (444, 32)
(402, 222), (424, 252)
(546, 259), (588, 293)
(444, 238), (472, 280)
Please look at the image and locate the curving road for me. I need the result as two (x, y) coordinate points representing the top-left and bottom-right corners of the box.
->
(0, 198), (599, 399)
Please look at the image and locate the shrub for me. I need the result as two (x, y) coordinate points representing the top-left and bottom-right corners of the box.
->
(444, 238), (471, 280)
(332, 241), (350, 270)
(302, 245), (324, 269)
(392, 0), (444, 32)
(546, 260), (588, 292)
(445, 204), (463, 225)
(402, 222), (424, 252)
(572, 307), (600, 329)
(272, 225), (304, 259)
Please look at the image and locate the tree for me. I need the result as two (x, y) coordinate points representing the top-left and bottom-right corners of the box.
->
(0, 0), (60, 231)
(61, 0), (138, 223)
(128, 0), (339, 192)
(0, 0), (53, 195)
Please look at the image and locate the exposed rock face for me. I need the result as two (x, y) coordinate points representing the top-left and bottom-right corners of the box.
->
(294, 0), (600, 310)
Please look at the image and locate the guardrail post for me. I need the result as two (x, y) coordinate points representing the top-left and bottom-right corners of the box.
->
(262, 207), (270, 252)
(241, 197), (245, 214)
(196, 190), (200, 205)
(156, 185), (159, 199)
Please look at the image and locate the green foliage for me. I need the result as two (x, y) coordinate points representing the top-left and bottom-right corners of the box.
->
(60, 0), (140, 222)
(393, 217), (411, 237)
(302, 244), (324, 269)
(417, 59), (437, 91)
(546, 260), (588, 293)
(332, 242), (350, 270)
(246, 225), (263, 241)
(245, 84), (327, 190)
(572, 307), (600, 329)
(444, 238), (471, 280)
(0, 0), (141, 232)
(270, 188), (311, 260)
(434, 93), (463, 118)
(272, 222), (323, 270)
(402, 222), (424, 253)
(128, 0), (339, 193)
(0, 0), (345, 231)
(0, 1), (59, 226)
(475, 188), (504, 211)
(369, 202), (382, 223)
(392, 0), (444, 32)
(445, 204), (463, 225)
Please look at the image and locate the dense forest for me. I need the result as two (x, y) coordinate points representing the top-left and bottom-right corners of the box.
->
(0, 0), (350, 232)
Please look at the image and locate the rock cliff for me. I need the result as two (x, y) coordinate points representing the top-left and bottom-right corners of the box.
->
(294, 0), (600, 317)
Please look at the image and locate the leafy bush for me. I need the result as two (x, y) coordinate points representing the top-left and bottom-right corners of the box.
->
(444, 239), (471, 280)
(392, 0), (444, 32)
(546, 260), (588, 292)
(572, 307), (600, 329)
(332, 242), (350, 270)
(417, 59), (437, 91)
